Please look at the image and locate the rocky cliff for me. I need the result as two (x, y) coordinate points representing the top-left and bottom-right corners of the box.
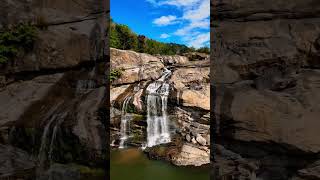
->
(212, 0), (320, 179)
(0, 0), (108, 179)
(110, 48), (210, 167)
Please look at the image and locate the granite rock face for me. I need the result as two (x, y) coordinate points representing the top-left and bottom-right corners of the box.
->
(0, 145), (35, 179)
(212, 0), (320, 179)
(110, 48), (164, 85)
(170, 67), (210, 110)
(0, 0), (108, 178)
(0, 0), (107, 74)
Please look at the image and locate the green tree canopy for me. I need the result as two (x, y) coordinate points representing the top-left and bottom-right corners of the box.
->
(110, 19), (209, 55)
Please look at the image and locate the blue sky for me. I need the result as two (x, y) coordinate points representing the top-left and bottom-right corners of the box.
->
(111, 0), (210, 48)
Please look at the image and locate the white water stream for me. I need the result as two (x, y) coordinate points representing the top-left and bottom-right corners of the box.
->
(145, 68), (171, 147)
(119, 96), (132, 149)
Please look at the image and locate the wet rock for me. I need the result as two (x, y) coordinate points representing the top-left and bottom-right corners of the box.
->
(0, 144), (35, 179)
(132, 88), (144, 112)
(110, 85), (130, 102)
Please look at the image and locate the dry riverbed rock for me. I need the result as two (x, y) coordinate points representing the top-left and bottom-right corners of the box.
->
(172, 144), (210, 167)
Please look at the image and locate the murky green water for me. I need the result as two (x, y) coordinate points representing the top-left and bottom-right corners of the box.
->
(110, 148), (209, 180)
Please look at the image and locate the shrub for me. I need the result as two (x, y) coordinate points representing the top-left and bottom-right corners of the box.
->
(0, 23), (37, 64)
(109, 68), (124, 82)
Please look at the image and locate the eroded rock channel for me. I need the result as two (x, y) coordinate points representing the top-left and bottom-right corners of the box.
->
(110, 48), (210, 167)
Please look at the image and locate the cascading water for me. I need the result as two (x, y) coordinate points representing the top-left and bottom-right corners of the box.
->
(76, 67), (96, 94)
(119, 96), (132, 149)
(146, 68), (171, 147)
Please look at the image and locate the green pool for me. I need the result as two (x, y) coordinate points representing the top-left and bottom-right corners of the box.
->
(110, 148), (209, 180)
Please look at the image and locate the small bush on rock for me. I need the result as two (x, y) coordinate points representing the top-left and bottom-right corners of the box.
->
(110, 68), (124, 82)
(0, 23), (37, 64)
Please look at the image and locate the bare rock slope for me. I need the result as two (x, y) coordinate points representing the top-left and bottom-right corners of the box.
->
(212, 0), (320, 179)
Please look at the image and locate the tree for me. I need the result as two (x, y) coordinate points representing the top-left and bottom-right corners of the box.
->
(110, 22), (121, 49)
(137, 35), (146, 53)
(197, 47), (210, 54)
(109, 18), (209, 55)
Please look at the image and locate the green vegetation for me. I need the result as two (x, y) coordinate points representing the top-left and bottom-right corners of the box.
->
(197, 47), (210, 54)
(126, 103), (136, 113)
(110, 68), (124, 82)
(110, 19), (209, 55)
(0, 23), (37, 64)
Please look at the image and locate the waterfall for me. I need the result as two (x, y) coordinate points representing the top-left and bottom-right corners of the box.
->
(119, 96), (132, 149)
(146, 68), (171, 147)
(76, 67), (96, 94)
(38, 108), (68, 171)
(38, 116), (56, 165)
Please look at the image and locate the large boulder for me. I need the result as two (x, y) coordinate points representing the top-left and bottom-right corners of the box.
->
(172, 144), (210, 166)
(111, 48), (164, 85)
(170, 67), (210, 110)
(216, 70), (320, 153)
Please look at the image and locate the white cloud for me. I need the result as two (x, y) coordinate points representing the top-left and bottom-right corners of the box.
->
(174, 19), (209, 36)
(160, 0), (201, 7)
(187, 32), (210, 48)
(160, 33), (171, 38)
(147, 0), (210, 48)
(145, 0), (158, 6)
(153, 15), (179, 26)
(182, 0), (210, 21)
(173, 0), (210, 47)
(146, 0), (201, 8)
